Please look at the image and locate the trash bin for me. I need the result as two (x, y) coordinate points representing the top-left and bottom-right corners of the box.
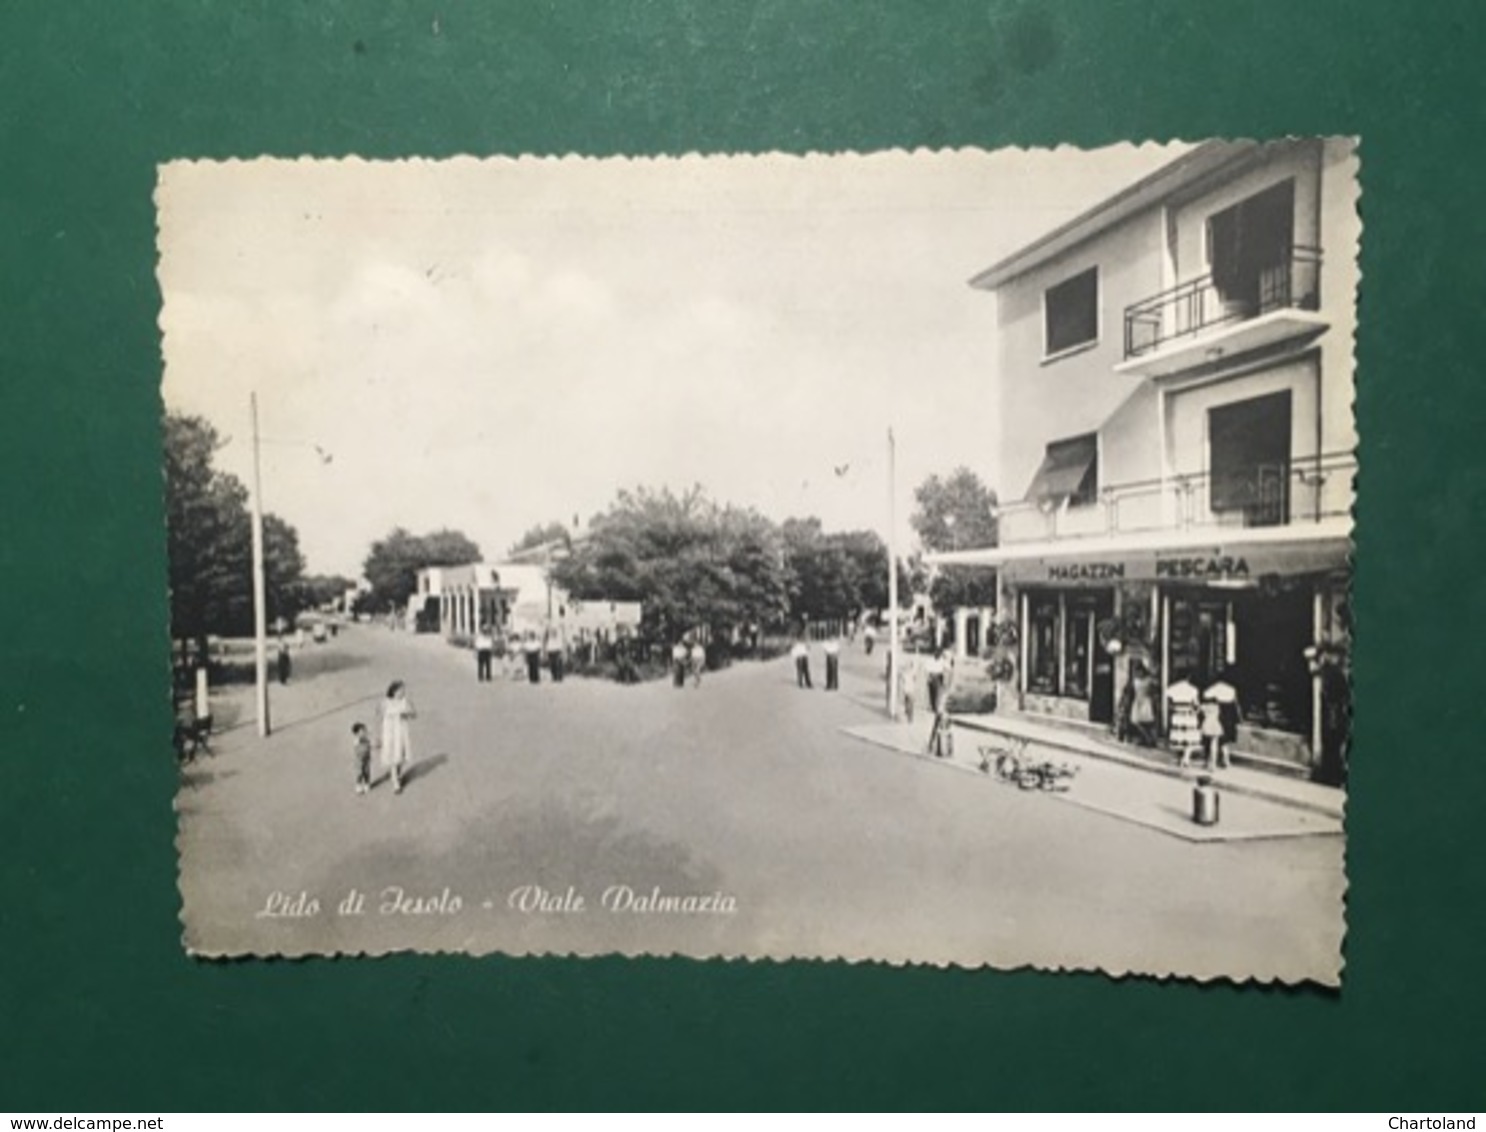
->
(1193, 775), (1220, 826)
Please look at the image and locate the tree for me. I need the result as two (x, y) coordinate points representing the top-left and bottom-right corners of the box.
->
(300, 574), (357, 610)
(362, 527), (482, 613)
(164, 412), (309, 648)
(552, 486), (790, 641)
(164, 413), (251, 653)
(262, 514), (307, 625)
(508, 521), (572, 559)
(911, 467), (1000, 610)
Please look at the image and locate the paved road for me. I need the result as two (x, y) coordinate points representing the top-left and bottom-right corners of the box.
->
(178, 627), (1345, 983)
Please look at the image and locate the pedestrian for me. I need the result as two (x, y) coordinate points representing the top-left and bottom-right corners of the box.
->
(1165, 670), (1202, 768)
(1201, 670), (1241, 770)
(925, 650), (947, 715)
(672, 638), (689, 688)
(474, 623), (494, 683)
(546, 625), (566, 683)
(1128, 660), (1159, 747)
(863, 623), (876, 656)
(350, 722), (373, 795)
(380, 680), (416, 794)
(900, 648), (920, 722)
(689, 638), (706, 688)
(523, 630), (542, 684)
(823, 636), (841, 690)
(276, 638), (292, 685)
(926, 699), (954, 759)
(493, 626), (511, 680)
(791, 638), (813, 689)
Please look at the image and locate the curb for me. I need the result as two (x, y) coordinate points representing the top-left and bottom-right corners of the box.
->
(839, 724), (1343, 844)
(948, 715), (1345, 821)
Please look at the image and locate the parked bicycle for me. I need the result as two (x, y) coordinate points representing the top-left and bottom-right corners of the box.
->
(978, 737), (1078, 792)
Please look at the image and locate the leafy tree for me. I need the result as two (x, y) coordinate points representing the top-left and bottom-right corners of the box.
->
(552, 486), (790, 641)
(263, 514), (307, 625)
(508, 521), (572, 559)
(362, 527), (482, 613)
(911, 467), (1000, 610)
(300, 574), (357, 610)
(165, 413), (249, 653)
(164, 412), (308, 648)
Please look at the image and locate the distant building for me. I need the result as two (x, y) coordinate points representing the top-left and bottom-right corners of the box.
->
(930, 139), (1357, 776)
(419, 561), (640, 642)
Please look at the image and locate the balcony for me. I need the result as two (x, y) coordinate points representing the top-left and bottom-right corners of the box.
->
(1116, 247), (1328, 379)
(997, 450), (1355, 545)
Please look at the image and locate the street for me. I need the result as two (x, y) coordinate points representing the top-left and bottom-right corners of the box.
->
(178, 627), (1345, 983)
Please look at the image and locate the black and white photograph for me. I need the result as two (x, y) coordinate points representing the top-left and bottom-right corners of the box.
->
(160, 140), (1357, 984)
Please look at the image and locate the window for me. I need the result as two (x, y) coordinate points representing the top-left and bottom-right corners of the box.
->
(1044, 266), (1099, 356)
(1206, 180), (1295, 314)
(1062, 602), (1095, 700)
(1209, 391), (1291, 526)
(1027, 594), (1060, 695)
(1025, 433), (1099, 508)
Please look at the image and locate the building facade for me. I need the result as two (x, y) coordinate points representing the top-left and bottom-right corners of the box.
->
(936, 139), (1357, 778)
(416, 562), (641, 644)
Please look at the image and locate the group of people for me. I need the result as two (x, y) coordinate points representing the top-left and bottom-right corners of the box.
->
(471, 624), (570, 685)
(350, 679), (417, 796)
(1118, 660), (1242, 770)
(791, 637), (843, 691)
(893, 646), (954, 723)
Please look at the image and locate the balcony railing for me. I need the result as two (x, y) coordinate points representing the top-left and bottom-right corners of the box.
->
(998, 449), (1355, 545)
(1123, 246), (1323, 360)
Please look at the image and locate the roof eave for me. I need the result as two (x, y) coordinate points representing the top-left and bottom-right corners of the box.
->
(966, 140), (1260, 293)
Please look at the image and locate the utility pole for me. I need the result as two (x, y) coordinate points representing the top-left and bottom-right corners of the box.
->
(887, 427), (900, 720)
(250, 391), (270, 737)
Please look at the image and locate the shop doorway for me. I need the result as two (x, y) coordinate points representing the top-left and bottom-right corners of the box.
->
(1066, 592), (1116, 723)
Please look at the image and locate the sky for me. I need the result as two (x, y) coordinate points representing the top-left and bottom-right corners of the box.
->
(158, 144), (1186, 579)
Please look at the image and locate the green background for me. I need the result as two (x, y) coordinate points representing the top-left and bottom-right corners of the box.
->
(2, 0), (1483, 1111)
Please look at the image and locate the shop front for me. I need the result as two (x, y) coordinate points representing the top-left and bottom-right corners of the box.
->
(968, 520), (1352, 774)
(1020, 585), (1116, 725)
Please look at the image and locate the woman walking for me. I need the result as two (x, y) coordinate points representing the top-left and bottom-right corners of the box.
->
(380, 680), (416, 794)
(1128, 661), (1159, 747)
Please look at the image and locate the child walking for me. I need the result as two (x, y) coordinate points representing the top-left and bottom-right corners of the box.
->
(351, 722), (372, 795)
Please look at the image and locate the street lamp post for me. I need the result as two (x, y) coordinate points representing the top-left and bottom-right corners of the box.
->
(250, 391), (270, 737)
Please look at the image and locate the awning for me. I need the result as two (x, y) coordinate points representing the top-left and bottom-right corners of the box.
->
(925, 517), (1352, 586)
(1025, 435), (1097, 504)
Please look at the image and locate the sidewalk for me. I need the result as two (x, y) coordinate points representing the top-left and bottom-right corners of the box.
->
(840, 712), (1345, 844)
(955, 710), (1346, 818)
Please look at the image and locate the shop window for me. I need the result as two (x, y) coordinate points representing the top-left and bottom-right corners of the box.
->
(1044, 266), (1099, 356)
(1209, 391), (1291, 526)
(1063, 603), (1095, 700)
(1026, 433), (1099, 508)
(1231, 583), (1313, 736)
(1027, 593), (1060, 695)
(1167, 595), (1230, 690)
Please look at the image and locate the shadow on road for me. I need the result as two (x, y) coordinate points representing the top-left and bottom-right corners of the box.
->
(402, 752), (449, 788)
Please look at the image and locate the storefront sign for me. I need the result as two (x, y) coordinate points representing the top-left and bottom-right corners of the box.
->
(1013, 535), (1348, 587)
(1155, 555), (1249, 580)
(1048, 562), (1125, 581)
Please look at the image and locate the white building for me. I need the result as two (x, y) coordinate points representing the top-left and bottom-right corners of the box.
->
(934, 139), (1358, 778)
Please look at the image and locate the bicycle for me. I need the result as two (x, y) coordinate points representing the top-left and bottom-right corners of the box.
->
(978, 737), (1078, 792)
